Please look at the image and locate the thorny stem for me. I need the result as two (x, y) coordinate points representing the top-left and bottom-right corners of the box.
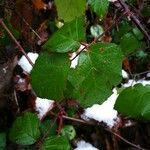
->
(49, 111), (147, 150)
(117, 0), (150, 43)
(0, 19), (34, 66)
(71, 13), (125, 61)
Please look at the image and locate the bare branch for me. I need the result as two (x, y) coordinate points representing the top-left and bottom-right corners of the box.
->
(0, 19), (34, 66)
(71, 13), (125, 61)
(117, 0), (150, 44)
(49, 111), (147, 150)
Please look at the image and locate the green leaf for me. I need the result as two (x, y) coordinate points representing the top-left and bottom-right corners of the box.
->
(141, 5), (150, 17)
(90, 24), (104, 38)
(9, 112), (40, 145)
(127, 0), (137, 5)
(40, 119), (57, 137)
(61, 125), (76, 140)
(136, 50), (147, 59)
(120, 32), (140, 55)
(115, 84), (150, 120)
(55, 0), (86, 22)
(5, 18), (20, 39)
(68, 43), (123, 107)
(0, 28), (11, 46)
(112, 20), (132, 43)
(89, 43), (123, 85)
(0, 132), (6, 149)
(0, 18), (20, 47)
(31, 52), (70, 100)
(40, 136), (71, 150)
(132, 28), (144, 40)
(43, 17), (85, 53)
(88, 0), (109, 18)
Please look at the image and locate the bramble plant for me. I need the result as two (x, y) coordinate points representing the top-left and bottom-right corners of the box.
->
(0, 0), (150, 149)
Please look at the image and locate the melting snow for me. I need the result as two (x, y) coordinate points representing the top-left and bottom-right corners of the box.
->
(122, 79), (150, 87)
(146, 72), (150, 78)
(35, 97), (54, 120)
(122, 70), (129, 79)
(74, 140), (98, 150)
(70, 52), (79, 69)
(82, 89), (119, 128)
(18, 52), (39, 73)
(108, 0), (117, 2)
(70, 45), (85, 69)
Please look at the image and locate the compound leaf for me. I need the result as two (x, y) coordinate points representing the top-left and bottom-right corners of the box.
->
(31, 52), (70, 100)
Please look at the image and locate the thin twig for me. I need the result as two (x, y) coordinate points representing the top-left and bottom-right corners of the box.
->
(41, 117), (57, 141)
(131, 70), (150, 76)
(50, 111), (93, 125)
(0, 19), (34, 66)
(93, 13), (125, 43)
(49, 111), (147, 150)
(109, 130), (147, 150)
(71, 45), (87, 61)
(14, 11), (42, 40)
(117, 0), (150, 43)
(71, 13), (125, 61)
(14, 90), (20, 113)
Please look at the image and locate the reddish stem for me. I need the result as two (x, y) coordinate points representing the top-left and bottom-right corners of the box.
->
(71, 13), (125, 61)
(50, 111), (147, 150)
(56, 108), (67, 134)
(0, 18), (34, 66)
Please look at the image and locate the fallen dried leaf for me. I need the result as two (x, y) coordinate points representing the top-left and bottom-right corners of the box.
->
(32, 0), (47, 10)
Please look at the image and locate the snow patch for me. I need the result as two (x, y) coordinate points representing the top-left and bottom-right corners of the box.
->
(124, 120), (133, 127)
(122, 79), (150, 87)
(122, 70), (129, 79)
(18, 52), (39, 73)
(70, 45), (85, 69)
(108, 0), (117, 2)
(82, 89), (119, 128)
(136, 79), (150, 86)
(74, 140), (98, 150)
(146, 72), (150, 78)
(35, 97), (54, 120)
(70, 52), (79, 69)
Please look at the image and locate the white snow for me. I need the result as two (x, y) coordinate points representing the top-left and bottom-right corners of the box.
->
(2, 66), (8, 74)
(82, 89), (119, 128)
(18, 52), (39, 73)
(35, 97), (54, 120)
(124, 120), (133, 127)
(135, 79), (150, 86)
(74, 140), (98, 150)
(146, 72), (150, 78)
(122, 79), (150, 87)
(108, 0), (117, 2)
(70, 45), (85, 69)
(70, 52), (79, 69)
(122, 70), (129, 79)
